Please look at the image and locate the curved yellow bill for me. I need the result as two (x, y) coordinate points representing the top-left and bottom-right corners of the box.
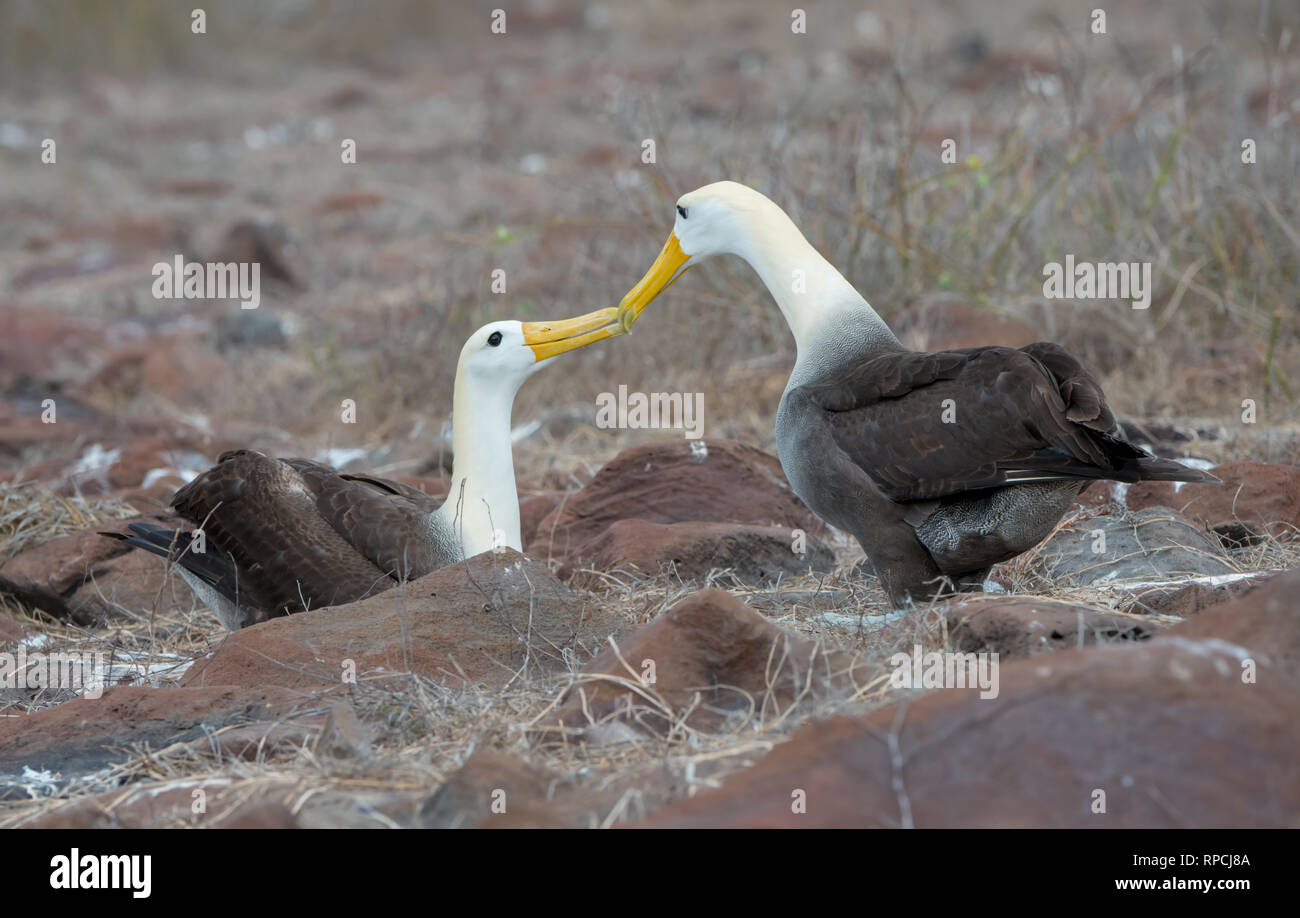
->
(615, 232), (690, 331)
(523, 307), (625, 361)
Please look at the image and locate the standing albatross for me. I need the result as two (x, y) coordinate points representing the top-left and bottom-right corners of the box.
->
(613, 181), (1217, 606)
(104, 309), (624, 629)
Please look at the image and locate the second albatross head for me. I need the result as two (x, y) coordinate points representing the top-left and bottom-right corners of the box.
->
(615, 181), (804, 328)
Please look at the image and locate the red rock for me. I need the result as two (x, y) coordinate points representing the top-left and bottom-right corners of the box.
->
(559, 519), (835, 585)
(633, 572), (1300, 827)
(0, 306), (116, 390)
(634, 640), (1299, 828)
(519, 490), (565, 546)
(550, 589), (865, 740)
(181, 549), (629, 692)
(319, 84), (373, 109)
(209, 800), (301, 829)
(313, 701), (374, 760)
(1126, 461), (1299, 540)
(76, 340), (236, 417)
(1160, 569), (1300, 687)
(24, 215), (187, 253)
(0, 513), (197, 625)
(944, 596), (1159, 657)
(526, 439), (828, 568)
(418, 749), (601, 828)
(0, 407), (91, 461)
(0, 616), (31, 647)
(63, 548), (205, 625)
(10, 254), (137, 289)
(0, 685), (315, 785)
(0, 403), (215, 466)
(1121, 571), (1281, 617)
(313, 191), (387, 214)
(205, 219), (304, 290)
(505, 1), (583, 31)
(152, 178), (232, 197)
(578, 144), (622, 169)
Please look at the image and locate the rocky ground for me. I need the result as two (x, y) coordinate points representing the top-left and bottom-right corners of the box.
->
(1, 0), (1298, 827)
(0, 436), (1296, 828)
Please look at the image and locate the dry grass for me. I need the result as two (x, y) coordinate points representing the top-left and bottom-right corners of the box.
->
(0, 485), (936, 824)
(0, 0), (1297, 825)
(0, 481), (1293, 826)
(0, 559), (932, 827)
(1, 0), (1296, 469)
(0, 483), (138, 565)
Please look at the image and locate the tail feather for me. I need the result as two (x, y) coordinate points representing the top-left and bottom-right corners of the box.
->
(1002, 452), (1220, 486)
(100, 522), (261, 630)
(99, 521), (178, 558)
(1128, 456), (1220, 484)
(100, 522), (238, 589)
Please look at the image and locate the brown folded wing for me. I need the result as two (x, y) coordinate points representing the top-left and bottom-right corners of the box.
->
(794, 343), (1146, 502)
(170, 450), (440, 614)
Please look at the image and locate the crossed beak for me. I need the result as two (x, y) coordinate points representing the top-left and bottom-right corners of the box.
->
(614, 232), (691, 331)
(523, 230), (688, 359)
(522, 307), (625, 361)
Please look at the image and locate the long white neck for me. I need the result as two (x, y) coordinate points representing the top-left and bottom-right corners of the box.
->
(730, 203), (903, 381)
(437, 371), (522, 558)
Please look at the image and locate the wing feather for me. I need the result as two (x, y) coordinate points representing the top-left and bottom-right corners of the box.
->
(798, 344), (1149, 502)
(282, 459), (440, 580)
(171, 450), (424, 614)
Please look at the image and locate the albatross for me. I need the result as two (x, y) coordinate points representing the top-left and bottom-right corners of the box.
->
(613, 180), (1217, 606)
(104, 309), (624, 629)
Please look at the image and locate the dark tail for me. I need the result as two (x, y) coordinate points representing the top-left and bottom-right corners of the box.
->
(1128, 456), (1220, 484)
(99, 522), (237, 589)
(1006, 447), (1221, 487)
(100, 521), (185, 559)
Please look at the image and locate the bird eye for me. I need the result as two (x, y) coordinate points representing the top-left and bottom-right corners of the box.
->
(677, 205), (688, 219)
(487, 331), (503, 347)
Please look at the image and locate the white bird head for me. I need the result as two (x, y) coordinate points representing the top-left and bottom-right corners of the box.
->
(457, 308), (626, 393)
(446, 306), (626, 558)
(615, 181), (801, 328)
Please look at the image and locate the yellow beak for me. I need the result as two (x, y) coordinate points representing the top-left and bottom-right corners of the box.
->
(522, 307), (625, 361)
(614, 232), (690, 331)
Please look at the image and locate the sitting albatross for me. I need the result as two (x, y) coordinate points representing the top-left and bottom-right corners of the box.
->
(104, 309), (624, 629)
(614, 181), (1218, 606)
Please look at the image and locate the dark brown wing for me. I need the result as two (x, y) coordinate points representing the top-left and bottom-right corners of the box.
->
(796, 344), (1150, 502)
(1017, 341), (1117, 432)
(281, 458), (440, 579)
(171, 450), (431, 614)
(338, 471), (444, 510)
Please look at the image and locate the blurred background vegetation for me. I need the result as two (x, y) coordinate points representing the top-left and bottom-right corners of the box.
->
(1, 0), (1296, 482)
